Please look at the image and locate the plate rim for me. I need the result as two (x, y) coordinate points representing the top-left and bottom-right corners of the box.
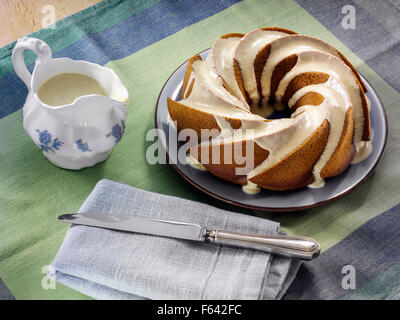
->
(154, 50), (389, 212)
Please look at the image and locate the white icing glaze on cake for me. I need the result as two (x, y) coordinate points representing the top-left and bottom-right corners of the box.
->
(234, 29), (289, 106)
(260, 35), (341, 104)
(242, 181), (261, 194)
(352, 141), (372, 164)
(170, 28), (372, 192)
(274, 51), (364, 145)
(211, 36), (247, 105)
(247, 105), (327, 179)
(186, 153), (207, 171)
(288, 76), (350, 188)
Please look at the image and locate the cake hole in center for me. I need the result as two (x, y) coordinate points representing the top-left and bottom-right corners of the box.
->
(250, 100), (291, 120)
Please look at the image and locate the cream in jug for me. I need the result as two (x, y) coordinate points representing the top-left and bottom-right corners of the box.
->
(12, 37), (129, 170)
(38, 73), (108, 107)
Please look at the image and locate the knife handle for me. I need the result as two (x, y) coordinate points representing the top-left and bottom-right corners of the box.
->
(205, 230), (320, 260)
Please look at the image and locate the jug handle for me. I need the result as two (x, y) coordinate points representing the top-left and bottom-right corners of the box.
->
(12, 37), (52, 90)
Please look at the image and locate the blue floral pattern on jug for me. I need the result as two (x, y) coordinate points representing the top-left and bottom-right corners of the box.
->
(36, 129), (64, 153)
(75, 139), (92, 152)
(107, 120), (125, 143)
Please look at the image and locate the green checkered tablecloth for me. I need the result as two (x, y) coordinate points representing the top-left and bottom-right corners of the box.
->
(1, 0), (399, 299)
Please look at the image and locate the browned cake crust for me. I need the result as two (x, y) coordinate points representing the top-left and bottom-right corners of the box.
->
(217, 33), (244, 95)
(292, 92), (325, 111)
(360, 90), (371, 141)
(253, 36), (367, 100)
(167, 98), (220, 138)
(321, 107), (355, 177)
(253, 41), (371, 140)
(234, 27), (297, 105)
(249, 120), (330, 191)
(181, 55), (202, 100)
(233, 59), (251, 105)
(279, 70), (369, 141)
(270, 54), (299, 102)
(290, 95), (356, 178)
(281, 72), (330, 103)
(254, 45), (271, 102)
(190, 139), (270, 185)
(185, 79), (195, 99)
(260, 27), (297, 35)
(220, 33), (244, 39)
(167, 98), (267, 140)
(336, 50), (367, 93)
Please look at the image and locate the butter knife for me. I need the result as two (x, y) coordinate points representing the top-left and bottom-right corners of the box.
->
(58, 213), (320, 260)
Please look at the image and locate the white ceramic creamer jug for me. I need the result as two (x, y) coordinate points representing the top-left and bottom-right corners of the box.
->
(12, 37), (129, 170)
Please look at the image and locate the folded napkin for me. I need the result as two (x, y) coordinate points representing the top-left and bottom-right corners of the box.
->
(50, 179), (301, 300)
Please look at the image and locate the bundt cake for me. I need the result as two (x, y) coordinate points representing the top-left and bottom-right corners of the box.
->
(167, 27), (372, 193)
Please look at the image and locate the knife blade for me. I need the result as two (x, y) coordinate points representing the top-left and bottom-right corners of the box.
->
(58, 213), (320, 260)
